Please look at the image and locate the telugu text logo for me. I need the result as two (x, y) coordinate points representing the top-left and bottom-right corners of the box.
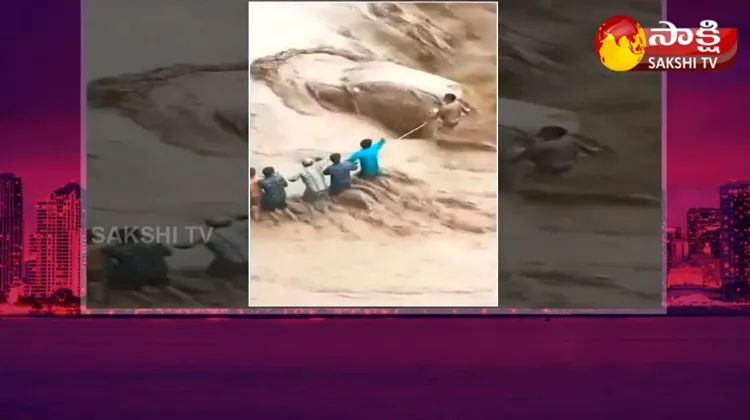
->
(596, 17), (738, 72)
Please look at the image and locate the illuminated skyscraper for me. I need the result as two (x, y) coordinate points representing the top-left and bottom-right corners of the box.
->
(25, 183), (83, 298)
(0, 173), (24, 296)
(719, 181), (750, 288)
(687, 208), (721, 258)
(665, 227), (688, 269)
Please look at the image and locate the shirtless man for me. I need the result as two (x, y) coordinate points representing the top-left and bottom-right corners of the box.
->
(509, 126), (602, 178)
(430, 93), (471, 131)
(250, 167), (261, 221)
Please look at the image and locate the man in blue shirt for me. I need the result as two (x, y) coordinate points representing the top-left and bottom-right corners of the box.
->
(347, 138), (386, 179)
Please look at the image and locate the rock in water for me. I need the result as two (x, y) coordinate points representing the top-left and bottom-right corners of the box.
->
(206, 216), (233, 228)
(104, 243), (172, 290)
(204, 219), (249, 279)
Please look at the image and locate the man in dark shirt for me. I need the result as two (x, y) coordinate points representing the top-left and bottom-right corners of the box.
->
(324, 153), (359, 196)
(257, 166), (297, 221)
(102, 228), (172, 291)
(258, 166), (290, 211)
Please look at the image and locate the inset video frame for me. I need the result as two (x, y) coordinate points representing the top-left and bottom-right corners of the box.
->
(83, 0), (249, 312)
(247, 2), (499, 307)
(496, 0), (665, 311)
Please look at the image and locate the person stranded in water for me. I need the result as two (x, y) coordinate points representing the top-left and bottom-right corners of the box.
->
(509, 126), (602, 177)
(429, 93), (471, 131)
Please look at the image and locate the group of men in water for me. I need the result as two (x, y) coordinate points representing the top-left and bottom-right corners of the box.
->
(250, 138), (386, 220)
(247, 91), (605, 220)
(249, 93), (468, 220)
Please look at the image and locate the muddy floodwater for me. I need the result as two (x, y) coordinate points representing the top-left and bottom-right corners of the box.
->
(498, 0), (663, 309)
(85, 1), (661, 310)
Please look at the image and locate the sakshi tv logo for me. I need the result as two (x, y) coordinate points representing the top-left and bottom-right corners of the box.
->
(595, 16), (738, 72)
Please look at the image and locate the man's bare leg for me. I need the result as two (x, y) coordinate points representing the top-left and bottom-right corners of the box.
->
(277, 207), (298, 221)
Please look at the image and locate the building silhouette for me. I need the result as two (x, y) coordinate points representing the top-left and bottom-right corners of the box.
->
(25, 183), (83, 298)
(665, 227), (688, 269)
(691, 252), (721, 288)
(0, 173), (24, 296)
(719, 181), (750, 291)
(687, 208), (721, 258)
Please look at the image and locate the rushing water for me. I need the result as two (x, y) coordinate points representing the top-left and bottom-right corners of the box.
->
(247, 3), (499, 306)
(85, 0), (662, 310)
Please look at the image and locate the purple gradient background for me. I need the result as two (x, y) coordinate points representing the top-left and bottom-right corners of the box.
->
(666, 3), (750, 227)
(5, 318), (750, 419)
(2, 1), (749, 419)
(0, 0), (80, 252)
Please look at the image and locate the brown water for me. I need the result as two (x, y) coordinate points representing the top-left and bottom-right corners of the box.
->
(85, 1), (500, 308)
(84, 1), (662, 310)
(497, 0), (663, 309)
(247, 3), (499, 306)
(85, 0), (249, 308)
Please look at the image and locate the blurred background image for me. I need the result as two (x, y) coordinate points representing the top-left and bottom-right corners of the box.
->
(497, 0), (663, 309)
(85, 0), (249, 309)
